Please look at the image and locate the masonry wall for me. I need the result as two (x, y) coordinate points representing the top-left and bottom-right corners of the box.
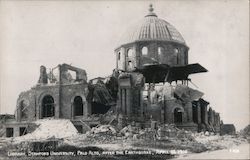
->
(15, 81), (88, 122)
(32, 85), (60, 119)
(60, 83), (88, 119)
(115, 41), (189, 71)
(16, 90), (36, 122)
(164, 99), (187, 124)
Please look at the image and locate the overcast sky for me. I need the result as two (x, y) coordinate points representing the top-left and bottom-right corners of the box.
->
(0, 0), (249, 130)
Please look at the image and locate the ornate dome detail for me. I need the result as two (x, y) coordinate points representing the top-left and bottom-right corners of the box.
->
(118, 5), (186, 46)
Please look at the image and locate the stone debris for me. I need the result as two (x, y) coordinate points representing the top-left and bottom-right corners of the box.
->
(156, 124), (179, 140)
(14, 119), (78, 143)
(193, 132), (247, 151)
(87, 125), (117, 135)
(239, 125), (250, 142)
(1, 122), (248, 157)
(68, 125), (119, 145)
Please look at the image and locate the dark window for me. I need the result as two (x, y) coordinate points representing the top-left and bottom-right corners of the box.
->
(42, 95), (55, 118)
(118, 52), (121, 60)
(19, 127), (27, 136)
(201, 105), (206, 124)
(6, 128), (13, 137)
(74, 96), (84, 116)
(192, 105), (198, 123)
(174, 108), (182, 123)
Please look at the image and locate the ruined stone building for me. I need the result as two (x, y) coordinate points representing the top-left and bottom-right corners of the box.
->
(115, 5), (221, 132)
(1, 5), (221, 137)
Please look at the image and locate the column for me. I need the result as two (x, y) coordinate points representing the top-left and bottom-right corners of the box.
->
(197, 103), (201, 124)
(126, 89), (131, 116)
(204, 105), (208, 124)
(185, 102), (193, 123)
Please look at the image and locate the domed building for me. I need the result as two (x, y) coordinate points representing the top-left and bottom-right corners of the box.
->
(0, 5), (222, 138)
(115, 4), (188, 71)
(116, 5), (221, 132)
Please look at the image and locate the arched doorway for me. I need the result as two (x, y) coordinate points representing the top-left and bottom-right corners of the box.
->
(174, 108), (183, 123)
(73, 96), (83, 116)
(42, 95), (55, 118)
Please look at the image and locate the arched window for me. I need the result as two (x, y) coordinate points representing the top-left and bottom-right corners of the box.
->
(73, 96), (83, 116)
(127, 49), (134, 57)
(158, 47), (164, 55)
(141, 46), (148, 55)
(42, 95), (55, 118)
(174, 48), (179, 64)
(174, 108), (183, 123)
(174, 48), (179, 54)
(118, 52), (121, 60)
(128, 60), (134, 70)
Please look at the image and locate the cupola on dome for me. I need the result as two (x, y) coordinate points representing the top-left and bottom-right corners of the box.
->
(119, 4), (186, 46)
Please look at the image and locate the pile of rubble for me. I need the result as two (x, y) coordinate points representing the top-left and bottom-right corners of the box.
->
(10, 118), (246, 154)
(118, 123), (195, 142)
(239, 124), (250, 141)
(193, 132), (247, 151)
(67, 125), (119, 146)
(77, 123), (247, 153)
(14, 119), (78, 143)
(67, 124), (182, 145)
(81, 123), (196, 143)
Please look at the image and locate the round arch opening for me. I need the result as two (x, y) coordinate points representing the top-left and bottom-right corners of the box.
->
(141, 46), (148, 55)
(127, 48), (134, 57)
(42, 95), (55, 118)
(73, 96), (84, 116)
(174, 108), (183, 123)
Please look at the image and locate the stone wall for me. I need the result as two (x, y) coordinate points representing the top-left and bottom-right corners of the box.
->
(115, 41), (188, 71)
(16, 82), (88, 122)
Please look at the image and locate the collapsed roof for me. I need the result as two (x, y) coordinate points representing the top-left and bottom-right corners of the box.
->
(134, 63), (208, 83)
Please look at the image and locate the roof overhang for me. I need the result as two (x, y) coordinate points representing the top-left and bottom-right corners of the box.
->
(134, 63), (208, 83)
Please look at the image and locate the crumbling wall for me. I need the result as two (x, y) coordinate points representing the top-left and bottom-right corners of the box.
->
(35, 85), (60, 119)
(87, 79), (115, 115)
(220, 124), (236, 135)
(60, 83), (88, 119)
(37, 65), (48, 84)
(117, 72), (144, 122)
(115, 41), (189, 72)
(208, 107), (215, 132)
(214, 113), (221, 133)
(16, 90), (36, 122)
(164, 99), (187, 124)
(3, 122), (34, 137)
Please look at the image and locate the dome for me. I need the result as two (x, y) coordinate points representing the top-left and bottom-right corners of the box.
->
(118, 5), (186, 47)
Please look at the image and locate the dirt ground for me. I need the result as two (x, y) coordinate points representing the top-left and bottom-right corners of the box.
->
(0, 123), (249, 160)
(176, 143), (250, 159)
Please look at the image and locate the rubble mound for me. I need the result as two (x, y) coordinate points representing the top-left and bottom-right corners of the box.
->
(14, 119), (78, 142)
(240, 125), (250, 138)
(193, 132), (247, 151)
(87, 125), (117, 135)
(77, 125), (118, 144)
